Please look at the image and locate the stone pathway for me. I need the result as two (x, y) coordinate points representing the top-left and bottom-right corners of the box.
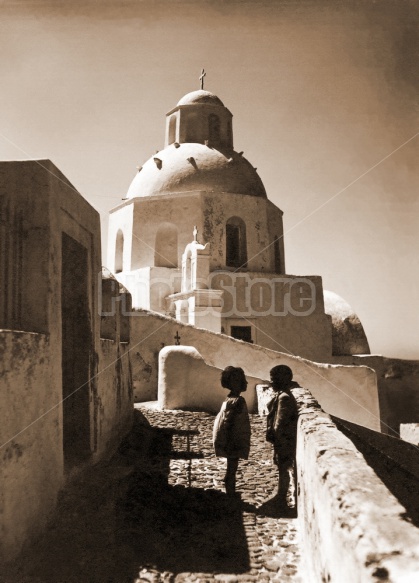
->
(1, 406), (304, 583)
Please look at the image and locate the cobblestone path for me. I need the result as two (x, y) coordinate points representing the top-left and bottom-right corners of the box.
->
(1, 406), (304, 583)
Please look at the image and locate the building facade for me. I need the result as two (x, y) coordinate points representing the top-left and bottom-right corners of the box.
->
(108, 89), (369, 361)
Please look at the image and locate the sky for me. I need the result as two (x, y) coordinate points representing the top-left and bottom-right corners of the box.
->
(0, 0), (418, 359)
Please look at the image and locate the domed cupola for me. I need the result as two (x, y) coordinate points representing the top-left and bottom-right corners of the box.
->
(165, 89), (233, 150)
(126, 76), (267, 199)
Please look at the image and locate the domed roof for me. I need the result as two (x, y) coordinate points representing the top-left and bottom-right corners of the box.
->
(127, 142), (267, 199)
(177, 90), (224, 107)
(324, 290), (370, 356)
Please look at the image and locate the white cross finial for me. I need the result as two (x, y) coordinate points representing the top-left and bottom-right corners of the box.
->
(199, 68), (206, 90)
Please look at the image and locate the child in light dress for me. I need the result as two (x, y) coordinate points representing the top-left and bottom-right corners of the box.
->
(213, 366), (251, 495)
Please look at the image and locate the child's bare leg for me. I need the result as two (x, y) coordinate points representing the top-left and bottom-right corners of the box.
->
(278, 463), (290, 505)
(224, 458), (239, 495)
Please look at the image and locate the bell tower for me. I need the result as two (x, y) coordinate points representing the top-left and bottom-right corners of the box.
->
(164, 90), (233, 150)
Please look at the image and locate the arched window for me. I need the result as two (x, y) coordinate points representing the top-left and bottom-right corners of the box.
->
(274, 236), (282, 273)
(115, 230), (124, 273)
(155, 222), (178, 268)
(226, 217), (247, 269)
(208, 114), (221, 143)
(168, 115), (177, 145)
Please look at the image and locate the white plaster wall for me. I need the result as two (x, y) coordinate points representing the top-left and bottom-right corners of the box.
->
(158, 346), (261, 412)
(266, 199), (285, 272)
(131, 193), (203, 269)
(111, 191), (284, 276)
(117, 266), (181, 311)
(0, 331), (63, 562)
(107, 202), (134, 273)
(176, 103), (233, 147)
(201, 192), (282, 272)
(400, 424), (419, 446)
(130, 311), (380, 431)
(331, 354), (419, 436)
(210, 270), (331, 361)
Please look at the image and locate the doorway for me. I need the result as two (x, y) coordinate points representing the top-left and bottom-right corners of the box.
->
(61, 233), (91, 470)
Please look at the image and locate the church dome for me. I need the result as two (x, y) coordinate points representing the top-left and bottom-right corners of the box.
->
(177, 90), (224, 107)
(126, 142), (267, 199)
(324, 290), (370, 356)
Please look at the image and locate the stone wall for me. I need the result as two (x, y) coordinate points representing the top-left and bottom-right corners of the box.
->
(296, 387), (419, 582)
(130, 310), (380, 431)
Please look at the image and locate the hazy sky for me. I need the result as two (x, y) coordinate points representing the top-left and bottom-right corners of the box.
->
(0, 0), (418, 358)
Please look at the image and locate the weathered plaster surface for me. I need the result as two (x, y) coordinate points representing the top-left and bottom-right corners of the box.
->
(96, 341), (133, 459)
(296, 387), (419, 583)
(1, 160), (133, 563)
(132, 310), (380, 431)
(324, 290), (370, 355)
(400, 424), (419, 446)
(109, 190), (283, 276)
(107, 202), (134, 273)
(331, 355), (419, 436)
(158, 346), (261, 412)
(125, 144), (266, 200)
(0, 331), (62, 562)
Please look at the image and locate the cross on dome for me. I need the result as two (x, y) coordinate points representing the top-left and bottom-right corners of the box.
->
(199, 68), (206, 90)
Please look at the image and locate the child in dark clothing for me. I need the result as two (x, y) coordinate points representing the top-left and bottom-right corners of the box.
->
(213, 366), (251, 495)
(266, 365), (298, 507)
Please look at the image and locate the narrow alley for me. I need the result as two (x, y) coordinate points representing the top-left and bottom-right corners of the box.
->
(1, 406), (303, 583)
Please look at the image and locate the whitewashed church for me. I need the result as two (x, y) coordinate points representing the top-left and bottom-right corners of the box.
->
(107, 84), (369, 362)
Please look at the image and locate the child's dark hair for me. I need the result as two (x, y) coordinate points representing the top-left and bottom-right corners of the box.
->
(221, 366), (245, 389)
(270, 364), (293, 384)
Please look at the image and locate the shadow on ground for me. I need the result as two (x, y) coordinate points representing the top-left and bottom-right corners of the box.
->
(117, 472), (249, 577)
(1, 410), (250, 583)
(115, 409), (250, 578)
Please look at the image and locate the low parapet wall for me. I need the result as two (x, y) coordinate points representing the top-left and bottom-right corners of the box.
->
(330, 355), (419, 436)
(296, 387), (419, 582)
(158, 346), (263, 412)
(132, 310), (380, 431)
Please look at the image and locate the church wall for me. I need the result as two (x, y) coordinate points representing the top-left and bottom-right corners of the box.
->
(209, 271), (331, 361)
(131, 193), (202, 270)
(119, 266), (182, 312)
(130, 310), (380, 431)
(176, 104), (233, 148)
(223, 312), (332, 363)
(201, 192), (282, 272)
(107, 201), (134, 273)
(266, 200), (285, 273)
(109, 192), (286, 289)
